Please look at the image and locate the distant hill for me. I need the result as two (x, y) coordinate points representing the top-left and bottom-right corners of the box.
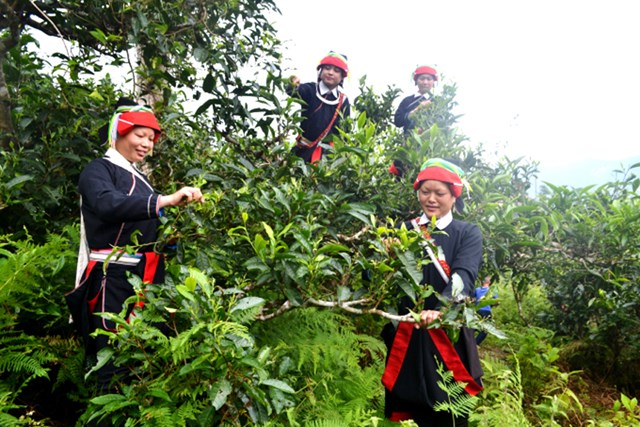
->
(533, 156), (640, 191)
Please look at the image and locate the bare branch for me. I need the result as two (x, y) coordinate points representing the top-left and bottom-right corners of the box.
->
(337, 226), (370, 242)
(254, 297), (415, 323)
(28, 0), (71, 57)
(255, 300), (292, 321)
(22, 15), (123, 58)
(307, 297), (415, 323)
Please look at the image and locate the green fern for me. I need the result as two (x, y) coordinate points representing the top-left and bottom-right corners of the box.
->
(0, 330), (53, 393)
(229, 296), (265, 325)
(52, 342), (93, 402)
(432, 357), (478, 419)
(0, 230), (80, 425)
(0, 231), (74, 304)
(172, 401), (199, 425)
(305, 419), (350, 427)
(471, 356), (532, 426)
(139, 405), (176, 426)
(0, 388), (28, 427)
(253, 308), (387, 425)
(0, 352), (49, 379)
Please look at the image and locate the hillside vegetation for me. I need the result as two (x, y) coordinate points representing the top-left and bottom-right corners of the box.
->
(1, 1), (639, 425)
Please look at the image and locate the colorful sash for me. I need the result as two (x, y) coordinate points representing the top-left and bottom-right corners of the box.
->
(296, 92), (345, 163)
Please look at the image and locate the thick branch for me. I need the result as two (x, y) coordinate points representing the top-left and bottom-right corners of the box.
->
(307, 297), (415, 322)
(256, 297), (415, 323)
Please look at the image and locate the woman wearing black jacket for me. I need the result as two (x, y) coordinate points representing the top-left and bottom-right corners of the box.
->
(389, 65), (439, 177)
(67, 98), (204, 392)
(382, 158), (483, 426)
(288, 52), (351, 163)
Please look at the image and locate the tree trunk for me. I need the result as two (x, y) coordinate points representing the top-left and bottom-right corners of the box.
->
(0, 59), (15, 149)
(0, 0), (21, 149)
(135, 44), (164, 109)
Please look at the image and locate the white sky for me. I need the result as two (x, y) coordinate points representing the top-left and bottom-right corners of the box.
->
(272, 0), (640, 186)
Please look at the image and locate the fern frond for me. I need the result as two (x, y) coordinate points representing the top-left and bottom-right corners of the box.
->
(0, 390), (23, 425)
(0, 412), (25, 427)
(0, 352), (49, 378)
(168, 323), (206, 363)
(173, 402), (198, 425)
(139, 405), (174, 426)
(471, 356), (532, 426)
(305, 419), (349, 427)
(0, 232), (73, 302)
(253, 308), (386, 424)
(432, 357), (478, 418)
(52, 347), (87, 394)
(433, 392), (478, 417)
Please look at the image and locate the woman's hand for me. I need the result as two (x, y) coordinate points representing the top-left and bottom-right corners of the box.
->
(159, 187), (204, 208)
(408, 100), (432, 118)
(415, 309), (442, 329)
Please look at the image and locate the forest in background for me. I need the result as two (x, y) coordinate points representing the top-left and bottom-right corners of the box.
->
(1, 1), (640, 425)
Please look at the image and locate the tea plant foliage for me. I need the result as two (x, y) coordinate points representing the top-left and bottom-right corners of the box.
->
(2, 0), (640, 425)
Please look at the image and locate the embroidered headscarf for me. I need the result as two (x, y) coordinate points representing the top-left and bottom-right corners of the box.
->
(317, 51), (349, 78)
(413, 158), (467, 197)
(104, 98), (161, 148)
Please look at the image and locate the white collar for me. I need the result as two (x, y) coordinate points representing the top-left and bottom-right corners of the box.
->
(414, 90), (431, 99)
(103, 148), (154, 191)
(104, 148), (135, 171)
(318, 80), (340, 98)
(418, 211), (453, 229)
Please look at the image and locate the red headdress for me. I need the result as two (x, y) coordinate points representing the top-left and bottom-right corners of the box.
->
(106, 100), (161, 147)
(413, 65), (438, 82)
(317, 51), (349, 77)
(413, 158), (466, 197)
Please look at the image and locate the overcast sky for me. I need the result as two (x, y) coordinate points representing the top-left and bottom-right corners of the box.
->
(271, 0), (640, 187)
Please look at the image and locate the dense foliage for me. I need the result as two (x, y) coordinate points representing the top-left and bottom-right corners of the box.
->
(2, 0), (640, 425)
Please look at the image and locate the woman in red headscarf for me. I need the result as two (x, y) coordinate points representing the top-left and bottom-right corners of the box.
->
(394, 65), (438, 134)
(388, 66), (439, 177)
(288, 52), (351, 163)
(381, 158), (483, 427)
(66, 98), (204, 391)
